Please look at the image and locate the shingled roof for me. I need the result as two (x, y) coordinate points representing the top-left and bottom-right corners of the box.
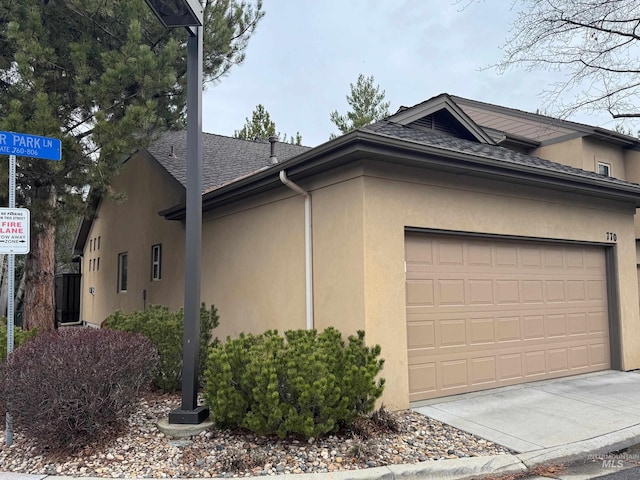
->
(146, 130), (311, 192)
(362, 120), (639, 189)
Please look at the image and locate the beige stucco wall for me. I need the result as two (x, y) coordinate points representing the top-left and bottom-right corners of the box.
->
(80, 152), (640, 412)
(311, 168), (366, 335)
(199, 190), (307, 339)
(532, 137), (584, 170)
(582, 137), (626, 179)
(624, 150), (640, 184)
(353, 161), (639, 409)
(80, 152), (185, 325)
(532, 137), (627, 179)
(198, 156), (640, 387)
(623, 150), (640, 243)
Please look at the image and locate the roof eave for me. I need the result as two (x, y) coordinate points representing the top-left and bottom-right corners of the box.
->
(161, 130), (640, 220)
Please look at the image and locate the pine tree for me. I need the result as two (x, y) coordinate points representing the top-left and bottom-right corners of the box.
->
(234, 104), (302, 145)
(0, 0), (264, 331)
(329, 74), (390, 139)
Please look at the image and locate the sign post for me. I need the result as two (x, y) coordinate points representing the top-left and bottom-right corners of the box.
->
(1, 131), (60, 446)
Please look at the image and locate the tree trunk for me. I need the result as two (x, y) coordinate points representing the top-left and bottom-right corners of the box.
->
(23, 225), (55, 331)
(23, 188), (56, 332)
(15, 266), (26, 315)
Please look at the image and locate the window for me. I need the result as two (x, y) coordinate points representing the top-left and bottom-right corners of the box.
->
(597, 162), (611, 177)
(151, 244), (162, 281)
(117, 252), (128, 292)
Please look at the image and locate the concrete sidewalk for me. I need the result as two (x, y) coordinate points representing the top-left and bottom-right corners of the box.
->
(4, 371), (640, 480)
(414, 370), (640, 463)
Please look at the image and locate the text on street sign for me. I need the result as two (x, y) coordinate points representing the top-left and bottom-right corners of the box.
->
(0, 131), (61, 161)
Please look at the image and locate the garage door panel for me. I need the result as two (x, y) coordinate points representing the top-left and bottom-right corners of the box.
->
(590, 343), (609, 366)
(470, 356), (497, 384)
(469, 317), (495, 344)
(522, 280), (544, 303)
(406, 234), (610, 402)
(524, 350), (546, 377)
(498, 353), (523, 380)
(548, 348), (569, 373)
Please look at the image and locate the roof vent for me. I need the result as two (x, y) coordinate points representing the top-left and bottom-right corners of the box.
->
(269, 135), (278, 164)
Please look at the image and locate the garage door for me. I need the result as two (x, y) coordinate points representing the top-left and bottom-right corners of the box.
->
(405, 233), (610, 402)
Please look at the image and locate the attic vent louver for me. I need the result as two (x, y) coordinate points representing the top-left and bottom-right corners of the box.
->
(410, 109), (476, 141)
(413, 111), (457, 135)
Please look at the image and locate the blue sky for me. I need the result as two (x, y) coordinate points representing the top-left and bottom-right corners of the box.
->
(201, 1), (630, 147)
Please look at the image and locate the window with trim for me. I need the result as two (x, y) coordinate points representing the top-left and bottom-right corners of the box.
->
(117, 252), (128, 292)
(597, 161), (611, 177)
(151, 244), (162, 281)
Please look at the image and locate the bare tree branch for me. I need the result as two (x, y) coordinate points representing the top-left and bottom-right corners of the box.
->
(482, 0), (640, 120)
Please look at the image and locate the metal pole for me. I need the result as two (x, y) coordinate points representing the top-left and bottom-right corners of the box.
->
(5, 154), (15, 445)
(168, 25), (207, 424)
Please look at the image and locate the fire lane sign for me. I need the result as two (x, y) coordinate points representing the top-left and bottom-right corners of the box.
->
(0, 131), (61, 161)
(0, 208), (29, 254)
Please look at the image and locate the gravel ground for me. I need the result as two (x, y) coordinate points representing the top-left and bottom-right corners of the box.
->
(0, 392), (511, 478)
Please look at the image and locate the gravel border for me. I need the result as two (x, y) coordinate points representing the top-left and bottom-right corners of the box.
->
(0, 392), (511, 478)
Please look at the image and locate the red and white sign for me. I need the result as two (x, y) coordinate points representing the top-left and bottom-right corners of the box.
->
(0, 208), (29, 254)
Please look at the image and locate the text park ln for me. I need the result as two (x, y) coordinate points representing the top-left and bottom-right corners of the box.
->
(0, 132), (56, 157)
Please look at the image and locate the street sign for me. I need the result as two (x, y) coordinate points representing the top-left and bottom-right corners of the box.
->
(0, 208), (30, 254)
(0, 131), (61, 161)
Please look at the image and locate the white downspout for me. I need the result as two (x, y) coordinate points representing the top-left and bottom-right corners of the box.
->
(279, 170), (313, 330)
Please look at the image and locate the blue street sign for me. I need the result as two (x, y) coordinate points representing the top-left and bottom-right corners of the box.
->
(0, 130), (61, 161)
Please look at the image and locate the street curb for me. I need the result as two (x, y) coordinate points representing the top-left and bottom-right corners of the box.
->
(516, 423), (640, 467)
(2, 455), (527, 480)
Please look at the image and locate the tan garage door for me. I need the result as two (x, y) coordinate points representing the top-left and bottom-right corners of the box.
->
(406, 233), (610, 402)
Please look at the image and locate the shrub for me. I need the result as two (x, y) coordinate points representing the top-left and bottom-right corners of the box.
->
(1, 328), (158, 453)
(104, 303), (219, 391)
(0, 322), (37, 363)
(204, 327), (385, 438)
(0, 323), (37, 416)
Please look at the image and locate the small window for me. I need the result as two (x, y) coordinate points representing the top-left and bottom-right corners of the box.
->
(117, 252), (128, 292)
(89, 239), (93, 252)
(96, 257), (100, 271)
(97, 236), (101, 250)
(151, 244), (162, 281)
(597, 162), (611, 177)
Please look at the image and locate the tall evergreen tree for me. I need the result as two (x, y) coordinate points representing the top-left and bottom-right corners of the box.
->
(0, 0), (264, 331)
(329, 74), (390, 139)
(234, 104), (302, 145)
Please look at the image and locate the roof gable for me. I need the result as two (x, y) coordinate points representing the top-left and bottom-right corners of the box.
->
(452, 95), (639, 148)
(387, 94), (496, 145)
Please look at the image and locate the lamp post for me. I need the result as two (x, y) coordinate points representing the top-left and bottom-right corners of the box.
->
(144, 0), (208, 424)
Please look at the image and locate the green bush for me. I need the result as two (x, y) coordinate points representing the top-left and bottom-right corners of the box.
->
(0, 322), (37, 364)
(104, 303), (219, 391)
(204, 327), (385, 438)
(1, 328), (158, 453)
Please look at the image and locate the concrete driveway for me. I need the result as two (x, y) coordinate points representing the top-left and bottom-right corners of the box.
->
(413, 371), (640, 456)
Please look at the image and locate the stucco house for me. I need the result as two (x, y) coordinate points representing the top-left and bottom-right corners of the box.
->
(73, 93), (640, 410)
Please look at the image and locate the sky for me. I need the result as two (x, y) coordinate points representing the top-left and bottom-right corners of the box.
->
(201, 1), (632, 147)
